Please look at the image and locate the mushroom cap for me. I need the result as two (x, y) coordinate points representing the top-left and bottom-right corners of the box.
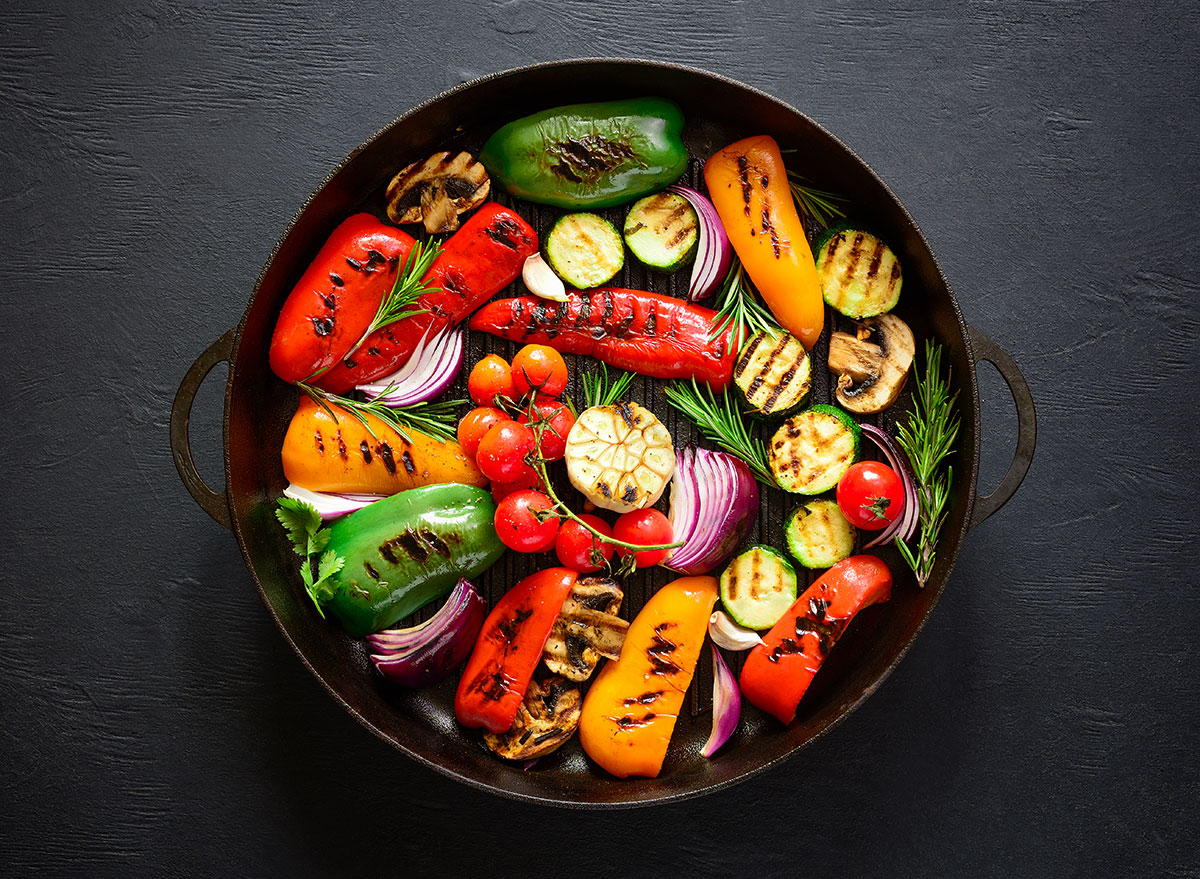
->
(385, 151), (490, 233)
(828, 313), (916, 414)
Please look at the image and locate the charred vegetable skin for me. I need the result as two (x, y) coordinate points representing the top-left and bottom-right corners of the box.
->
(317, 204), (537, 392)
(456, 568), (577, 734)
(470, 289), (736, 391)
(740, 555), (892, 724)
(479, 98), (689, 209)
(269, 214), (415, 385)
(579, 576), (719, 779)
(322, 484), (504, 638)
(704, 135), (824, 349)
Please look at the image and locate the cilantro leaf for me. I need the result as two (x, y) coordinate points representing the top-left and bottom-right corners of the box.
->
(276, 497), (323, 557)
(276, 498), (345, 617)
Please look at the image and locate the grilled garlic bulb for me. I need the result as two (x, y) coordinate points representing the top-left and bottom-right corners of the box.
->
(564, 403), (676, 513)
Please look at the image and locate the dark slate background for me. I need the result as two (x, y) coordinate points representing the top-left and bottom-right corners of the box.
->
(3, 0), (1197, 875)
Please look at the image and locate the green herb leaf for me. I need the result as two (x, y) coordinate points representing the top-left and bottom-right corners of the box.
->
(787, 172), (847, 228)
(296, 381), (464, 444)
(580, 363), (635, 410)
(892, 341), (960, 587)
(275, 497), (323, 557)
(663, 378), (776, 487)
(707, 258), (780, 356)
(275, 497), (344, 617)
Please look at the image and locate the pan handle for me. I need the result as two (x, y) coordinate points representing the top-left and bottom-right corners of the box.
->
(171, 328), (237, 530)
(967, 325), (1036, 530)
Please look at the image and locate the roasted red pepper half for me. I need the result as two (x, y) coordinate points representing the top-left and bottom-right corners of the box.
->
(740, 555), (893, 724)
(269, 214), (417, 385)
(317, 203), (537, 392)
(454, 567), (577, 733)
(468, 288), (736, 391)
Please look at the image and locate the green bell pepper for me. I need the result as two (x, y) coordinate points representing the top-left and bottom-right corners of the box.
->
(323, 483), (503, 637)
(479, 97), (689, 209)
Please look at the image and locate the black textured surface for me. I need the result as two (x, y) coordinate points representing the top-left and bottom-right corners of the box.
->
(2, 2), (1197, 876)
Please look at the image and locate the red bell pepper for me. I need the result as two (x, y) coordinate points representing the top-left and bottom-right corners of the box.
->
(455, 567), (577, 733)
(317, 203), (537, 392)
(468, 288), (736, 391)
(268, 214), (416, 385)
(739, 555), (893, 724)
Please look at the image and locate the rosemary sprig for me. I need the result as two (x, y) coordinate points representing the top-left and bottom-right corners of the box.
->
(340, 238), (443, 363)
(787, 172), (847, 228)
(580, 363), (635, 409)
(707, 257), (780, 355)
(893, 341), (961, 587)
(663, 378), (776, 487)
(298, 381), (463, 444)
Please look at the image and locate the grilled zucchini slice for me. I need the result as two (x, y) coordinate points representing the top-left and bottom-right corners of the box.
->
(768, 405), (861, 494)
(785, 499), (856, 569)
(622, 192), (698, 271)
(734, 329), (811, 416)
(545, 213), (624, 289)
(815, 226), (902, 318)
(719, 545), (798, 630)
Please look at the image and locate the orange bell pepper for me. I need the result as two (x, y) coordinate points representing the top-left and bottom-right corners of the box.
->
(281, 396), (486, 495)
(578, 575), (719, 778)
(455, 567), (578, 733)
(740, 555), (892, 724)
(703, 135), (824, 348)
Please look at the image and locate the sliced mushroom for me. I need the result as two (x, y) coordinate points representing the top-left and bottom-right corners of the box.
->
(542, 576), (628, 682)
(827, 313), (916, 414)
(482, 676), (582, 761)
(385, 151), (490, 234)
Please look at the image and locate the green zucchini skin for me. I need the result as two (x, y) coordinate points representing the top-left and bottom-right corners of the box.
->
(622, 192), (698, 271)
(785, 499), (857, 569)
(545, 213), (625, 289)
(734, 329), (812, 417)
(719, 545), (799, 630)
(768, 405), (862, 494)
(323, 484), (504, 637)
(815, 225), (903, 318)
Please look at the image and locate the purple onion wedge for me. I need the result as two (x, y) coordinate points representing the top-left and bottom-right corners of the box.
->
(356, 326), (464, 407)
(366, 578), (486, 687)
(282, 483), (384, 520)
(701, 644), (741, 758)
(667, 184), (733, 302)
(667, 447), (759, 574)
(859, 424), (919, 547)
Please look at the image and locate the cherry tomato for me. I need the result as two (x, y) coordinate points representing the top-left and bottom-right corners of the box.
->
(490, 467), (546, 503)
(457, 407), (511, 459)
(510, 344), (568, 398)
(555, 514), (615, 573)
(836, 461), (905, 530)
(494, 490), (560, 552)
(517, 398), (576, 461)
(612, 508), (673, 568)
(475, 421), (536, 483)
(468, 354), (516, 406)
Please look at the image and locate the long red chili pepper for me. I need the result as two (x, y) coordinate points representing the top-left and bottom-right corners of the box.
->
(316, 203), (537, 392)
(268, 214), (416, 385)
(468, 288), (736, 391)
(739, 555), (893, 725)
(455, 567), (577, 733)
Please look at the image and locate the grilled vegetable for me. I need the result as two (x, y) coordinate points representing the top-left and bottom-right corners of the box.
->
(469, 289), (736, 391)
(815, 227), (902, 318)
(701, 644), (741, 758)
(740, 555), (893, 724)
(542, 576), (628, 681)
(456, 568), (578, 733)
(366, 578), (487, 687)
(666, 446), (759, 576)
(385, 151), (490, 234)
(785, 499), (857, 569)
(545, 213), (625, 288)
(579, 576), (720, 778)
(321, 484), (504, 637)
(719, 545), (798, 631)
(483, 676), (583, 761)
(733, 328), (812, 416)
(703, 135), (824, 348)
(281, 397), (486, 496)
(623, 192), (698, 271)
(268, 214), (416, 385)
(564, 403), (676, 513)
(667, 183), (733, 300)
(479, 97), (689, 209)
(827, 314), (915, 414)
(318, 203), (537, 393)
(768, 405), (861, 494)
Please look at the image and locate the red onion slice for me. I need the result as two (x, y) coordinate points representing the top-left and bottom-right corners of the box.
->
(282, 484), (384, 520)
(701, 644), (741, 758)
(366, 579), (486, 687)
(667, 446), (758, 574)
(356, 326), (464, 407)
(668, 184), (733, 302)
(859, 424), (920, 546)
